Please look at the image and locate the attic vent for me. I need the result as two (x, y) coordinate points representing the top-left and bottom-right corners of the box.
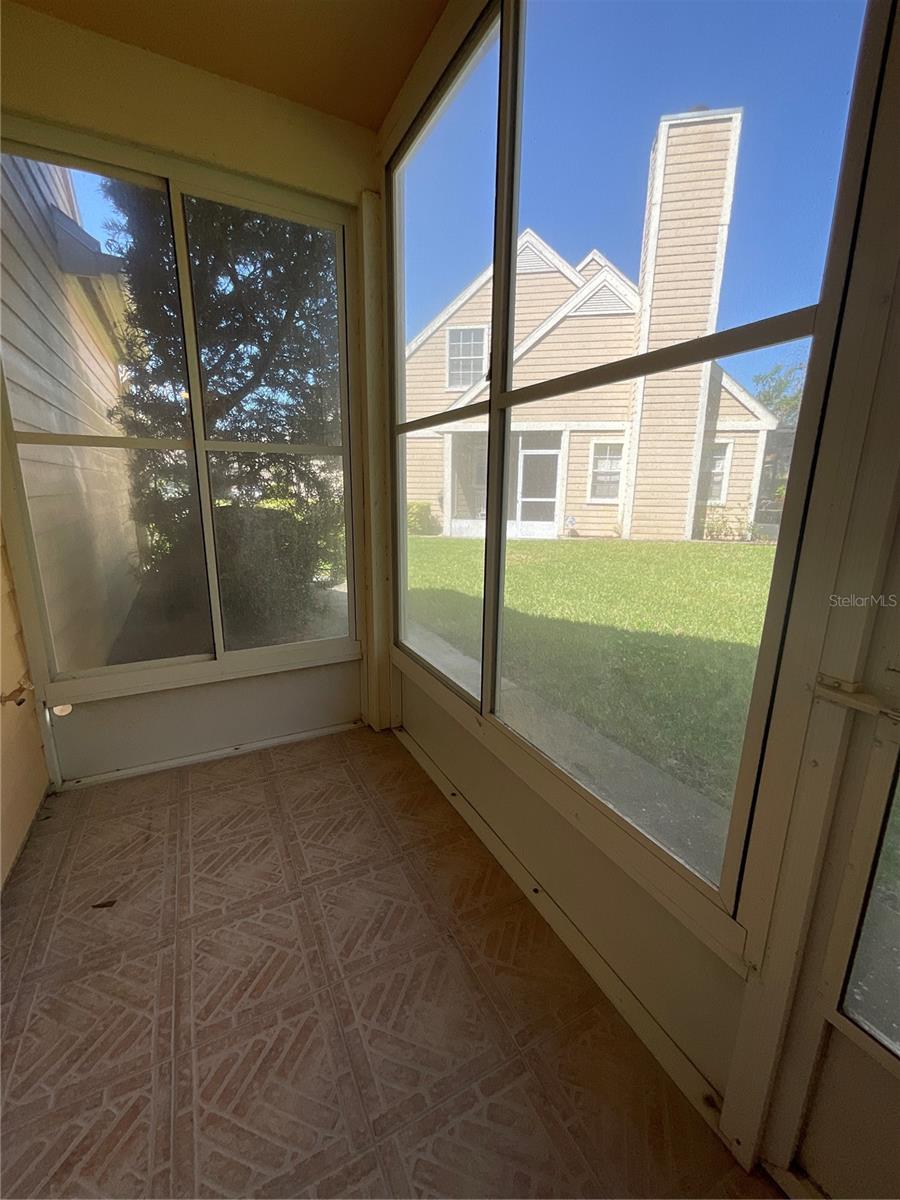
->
(517, 245), (553, 274)
(573, 284), (633, 316)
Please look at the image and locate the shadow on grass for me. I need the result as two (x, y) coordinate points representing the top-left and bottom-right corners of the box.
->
(407, 588), (759, 807)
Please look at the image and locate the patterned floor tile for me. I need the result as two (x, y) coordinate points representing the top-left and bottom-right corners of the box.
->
(307, 858), (439, 978)
(82, 769), (182, 818)
(336, 936), (515, 1137)
(3, 942), (174, 1123)
(1, 824), (72, 1007)
(0, 735), (775, 1200)
(1, 1063), (172, 1199)
(456, 896), (600, 1046)
(286, 801), (399, 882)
(174, 992), (369, 1198)
(178, 829), (296, 924)
(348, 742), (431, 794)
(289, 1148), (393, 1200)
(177, 895), (327, 1047)
(381, 1058), (598, 1199)
(30, 859), (177, 975)
(184, 777), (279, 845)
(338, 727), (401, 757)
(410, 827), (522, 925)
(274, 762), (369, 815)
(525, 1004), (761, 1199)
(66, 802), (177, 876)
(373, 779), (468, 849)
(264, 734), (346, 775)
(185, 750), (270, 793)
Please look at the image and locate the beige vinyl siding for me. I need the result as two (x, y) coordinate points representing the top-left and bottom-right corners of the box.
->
(645, 120), (734, 351)
(1, 155), (141, 670)
(563, 431), (623, 538)
(578, 257), (602, 281)
(630, 114), (739, 539)
(510, 313), (637, 431)
(707, 429), (761, 534)
(404, 433), (445, 526)
(717, 384), (761, 423)
(512, 270), (578, 344)
(1, 535), (49, 882)
(403, 281), (492, 423)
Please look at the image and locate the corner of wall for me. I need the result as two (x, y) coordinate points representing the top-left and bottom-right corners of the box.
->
(1, 531), (49, 883)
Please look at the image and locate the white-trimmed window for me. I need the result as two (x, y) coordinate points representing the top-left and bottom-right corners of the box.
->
(709, 441), (733, 504)
(588, 439), (624, 502)
(447, 326), (487, 389)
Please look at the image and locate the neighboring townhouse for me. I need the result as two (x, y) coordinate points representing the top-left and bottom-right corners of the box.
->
(1, 153), (140, 668)
(402, 107), (780, 541)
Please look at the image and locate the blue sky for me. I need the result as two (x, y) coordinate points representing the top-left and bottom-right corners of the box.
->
(401, 0), (866, 389)
(71, 170), (117, 245)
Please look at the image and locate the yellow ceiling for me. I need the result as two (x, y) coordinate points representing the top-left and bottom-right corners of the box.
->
(12, 0), (451, 131)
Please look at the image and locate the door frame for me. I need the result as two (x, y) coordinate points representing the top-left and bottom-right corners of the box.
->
(511, 445), (561, 537)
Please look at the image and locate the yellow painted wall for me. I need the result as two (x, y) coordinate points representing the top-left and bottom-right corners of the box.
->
(1, 0), (376, 204)
(1, 534), (48, 882)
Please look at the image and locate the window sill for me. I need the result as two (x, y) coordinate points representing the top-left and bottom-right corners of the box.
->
(43, 637), (362, 705)
(391, 641), (750, 974)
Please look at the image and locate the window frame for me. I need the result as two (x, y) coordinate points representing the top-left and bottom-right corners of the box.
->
(0, 118), (363, 707)
(386, 0), (883, 930)
(586, 436), (625, 505)
(446, 324), (490, 391)
(708, 439), (734, 506)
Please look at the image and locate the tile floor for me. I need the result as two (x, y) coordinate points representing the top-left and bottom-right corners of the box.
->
(0, 728), (780, 1199)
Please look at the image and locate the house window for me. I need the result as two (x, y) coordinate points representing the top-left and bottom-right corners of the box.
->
(588, 440), (624, 502)
(447, 327), (487, 389)
(389, 0), (865, 901)
(2, 150), (353, 678)
(709, 442), (732, 504)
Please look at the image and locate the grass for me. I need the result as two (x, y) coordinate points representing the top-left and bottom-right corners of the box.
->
(405, 536), (777, 806)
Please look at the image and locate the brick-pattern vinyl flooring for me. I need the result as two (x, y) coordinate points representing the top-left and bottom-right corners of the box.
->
(0, 728), (780, 1199)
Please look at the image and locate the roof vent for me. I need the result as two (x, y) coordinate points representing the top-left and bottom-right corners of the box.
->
(517, 244), (553, 274)
(572, 283), (633, 316)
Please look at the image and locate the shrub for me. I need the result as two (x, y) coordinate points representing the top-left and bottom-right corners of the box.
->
(212, 502), (343, 649)
(407, 501), (442, 535)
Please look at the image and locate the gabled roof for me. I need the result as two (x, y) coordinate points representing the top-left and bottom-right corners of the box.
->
(575, 249), (636, 297)
(517, 228), (584, 287)
(445, 266), (637, 410)
(405, 229), (583, 358)
(719, 371), (778, 429)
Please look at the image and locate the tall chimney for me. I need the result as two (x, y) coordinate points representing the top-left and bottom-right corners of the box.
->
(623, 108), (741, 539)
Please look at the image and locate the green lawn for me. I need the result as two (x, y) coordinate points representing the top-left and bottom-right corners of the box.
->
(406, 536), (777, 806)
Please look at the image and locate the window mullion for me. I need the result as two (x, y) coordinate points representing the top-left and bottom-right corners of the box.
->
(167, 180), (226, 660)
(480, 0), (524, 716)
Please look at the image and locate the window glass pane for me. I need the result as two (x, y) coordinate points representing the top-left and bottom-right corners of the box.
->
(844, 773), (900, 1057)
(17, 444), (212, 671)
(1, 154), (193, 438)
(184, 196), (342, 446)
(207, 451), (349, 651)
(395, 24), (499, 422)
(497, 340), (809, 882)
(398, 416), (487, 698)
(510, 0), (864, 390)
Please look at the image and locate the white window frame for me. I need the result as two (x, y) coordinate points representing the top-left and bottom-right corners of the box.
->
(446, 324), (489, 390)
(708, 438), (734, 506)
(586, 436), (625, 504)
(0, 116), (364, 708)
(386, 0), (887, 956)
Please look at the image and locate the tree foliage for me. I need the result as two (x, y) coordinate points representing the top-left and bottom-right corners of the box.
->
(100, 180), (346, 646)
(752, 361), (806, 429)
